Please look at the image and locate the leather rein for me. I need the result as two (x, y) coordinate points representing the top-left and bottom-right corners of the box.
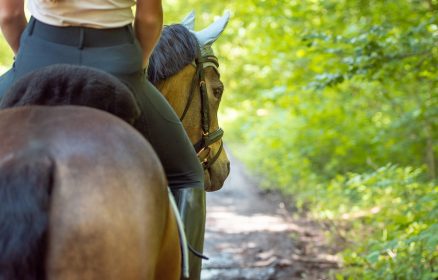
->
(179, 51), (224, 170)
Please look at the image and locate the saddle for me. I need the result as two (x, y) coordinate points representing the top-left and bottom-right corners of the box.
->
(0, 64), (140, 125)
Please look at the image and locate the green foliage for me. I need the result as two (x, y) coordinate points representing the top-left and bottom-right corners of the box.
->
(0, 35), (13, 73)
(208, 0), (438, 278)
(321, 166), (438, 279)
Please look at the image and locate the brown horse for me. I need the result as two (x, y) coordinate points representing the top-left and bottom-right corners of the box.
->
(148, 12), (231, 192)
(0, 66), (181, 279)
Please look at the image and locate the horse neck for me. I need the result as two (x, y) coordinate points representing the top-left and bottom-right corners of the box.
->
(156, 65), (202, 144)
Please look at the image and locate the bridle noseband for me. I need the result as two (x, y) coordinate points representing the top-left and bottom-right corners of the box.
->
(179, 51), (224, 170)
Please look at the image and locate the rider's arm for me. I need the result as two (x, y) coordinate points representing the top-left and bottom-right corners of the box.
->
(0, 0), (26, 54)
(134, 0), (163, 68)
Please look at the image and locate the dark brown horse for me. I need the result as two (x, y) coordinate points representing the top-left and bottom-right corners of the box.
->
(0, 66), (181, 279)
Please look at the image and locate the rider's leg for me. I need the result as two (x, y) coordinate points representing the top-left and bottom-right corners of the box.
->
(171, 188), (206, 280)
(118, 74), (207, 280)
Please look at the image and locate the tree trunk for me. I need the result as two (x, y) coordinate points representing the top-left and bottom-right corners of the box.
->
(425, 125), (436, 180)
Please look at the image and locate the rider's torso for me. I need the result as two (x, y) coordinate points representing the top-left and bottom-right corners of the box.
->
(27, 0), (135, 28)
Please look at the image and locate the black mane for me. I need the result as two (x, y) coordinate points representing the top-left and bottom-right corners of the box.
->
(148, 24), (198, 85)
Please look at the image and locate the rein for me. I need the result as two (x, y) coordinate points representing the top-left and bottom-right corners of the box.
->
(179, 48), (224, 170)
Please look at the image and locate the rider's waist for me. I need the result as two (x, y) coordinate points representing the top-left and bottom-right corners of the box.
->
(28, 17), (134, 48)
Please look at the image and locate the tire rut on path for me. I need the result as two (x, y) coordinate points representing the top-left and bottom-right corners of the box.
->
(201, 151), (339, 280)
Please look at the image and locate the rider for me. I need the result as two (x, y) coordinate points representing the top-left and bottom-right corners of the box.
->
(0, 0), (206, 279)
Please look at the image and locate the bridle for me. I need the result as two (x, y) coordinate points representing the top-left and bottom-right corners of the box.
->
(179, 49), (224, 170)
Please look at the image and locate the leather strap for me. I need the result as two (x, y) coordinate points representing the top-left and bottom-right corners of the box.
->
(179, 43), (224, 170)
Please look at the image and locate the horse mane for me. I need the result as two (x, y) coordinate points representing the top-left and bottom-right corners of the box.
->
(0, 64), (141, 124)
(148, 24), (199, 85)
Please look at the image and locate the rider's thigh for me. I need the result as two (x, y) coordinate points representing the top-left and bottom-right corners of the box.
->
(118, 74), (204, 190)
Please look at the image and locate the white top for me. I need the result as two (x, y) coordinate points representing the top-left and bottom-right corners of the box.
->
(28, 0), (136, 28)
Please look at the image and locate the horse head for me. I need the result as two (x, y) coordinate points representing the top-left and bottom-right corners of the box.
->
(148, 12), (230, 191)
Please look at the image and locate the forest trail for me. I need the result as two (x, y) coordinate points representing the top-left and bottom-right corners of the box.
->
(201, 151), (339, 280)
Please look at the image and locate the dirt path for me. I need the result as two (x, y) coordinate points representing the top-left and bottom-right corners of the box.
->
(201, 152), (339, 280)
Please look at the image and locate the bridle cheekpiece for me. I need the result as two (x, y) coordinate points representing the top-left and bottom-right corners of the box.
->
(179, 46), (224, 170)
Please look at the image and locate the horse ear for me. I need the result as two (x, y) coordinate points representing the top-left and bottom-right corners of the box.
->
(193, 10), (230, 47)
(181, 11), (195, 30)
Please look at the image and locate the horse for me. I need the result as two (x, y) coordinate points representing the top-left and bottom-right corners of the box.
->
(0, 12), (230, 280)
(0, 66), (181, 279)
(149, 11), (231, 192)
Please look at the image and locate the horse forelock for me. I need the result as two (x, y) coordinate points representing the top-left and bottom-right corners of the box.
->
(148, 24), (198, 85)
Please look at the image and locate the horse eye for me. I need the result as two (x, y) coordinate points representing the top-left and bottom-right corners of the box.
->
(213, 84), (224, 98)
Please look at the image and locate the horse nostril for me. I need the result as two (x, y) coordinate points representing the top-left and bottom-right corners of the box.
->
(226, 161), (230, 173)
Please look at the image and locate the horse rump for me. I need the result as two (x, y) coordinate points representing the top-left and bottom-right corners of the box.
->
(0, 151), (54, 280)
(0, 64), (140, 124)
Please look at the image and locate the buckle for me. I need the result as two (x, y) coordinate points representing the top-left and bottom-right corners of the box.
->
(197, 146), (211, 162)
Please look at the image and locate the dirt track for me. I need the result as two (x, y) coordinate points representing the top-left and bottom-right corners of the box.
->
(201, 152), (339, 280)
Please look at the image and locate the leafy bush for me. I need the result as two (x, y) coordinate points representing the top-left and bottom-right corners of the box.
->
(320, 166), (438, 279)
